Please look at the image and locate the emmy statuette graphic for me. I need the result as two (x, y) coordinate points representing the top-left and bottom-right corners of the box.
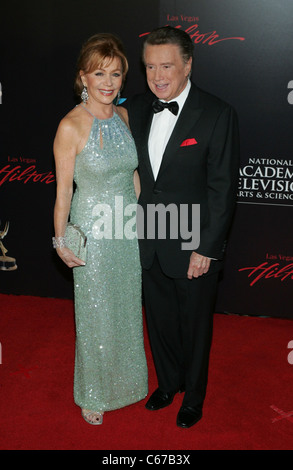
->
(0, 221), (17, 271)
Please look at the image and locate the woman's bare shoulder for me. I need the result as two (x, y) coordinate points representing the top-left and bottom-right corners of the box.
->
(57, 105), (89, 137)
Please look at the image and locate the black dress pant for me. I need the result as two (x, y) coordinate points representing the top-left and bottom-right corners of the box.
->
(142, 254), (219, 408)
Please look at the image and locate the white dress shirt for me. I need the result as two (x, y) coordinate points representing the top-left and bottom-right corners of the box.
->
(148, 80), (191, 180)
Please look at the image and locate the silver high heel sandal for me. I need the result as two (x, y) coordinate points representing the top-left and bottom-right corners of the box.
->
(81, 409), (104, 425)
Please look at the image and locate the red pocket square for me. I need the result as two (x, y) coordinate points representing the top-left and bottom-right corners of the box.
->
(180, 138), (198, 147)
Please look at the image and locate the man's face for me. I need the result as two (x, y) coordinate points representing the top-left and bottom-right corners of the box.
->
(144, 43), (192, 102)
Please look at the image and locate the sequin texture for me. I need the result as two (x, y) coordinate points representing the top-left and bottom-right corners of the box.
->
(70, 112), (148, 412)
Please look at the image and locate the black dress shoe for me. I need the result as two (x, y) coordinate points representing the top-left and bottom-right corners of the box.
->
(176, 406), (202, 428)
(145, 388), (175, 410)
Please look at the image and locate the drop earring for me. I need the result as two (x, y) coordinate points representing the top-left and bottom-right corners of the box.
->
(81, 86), (89, 104)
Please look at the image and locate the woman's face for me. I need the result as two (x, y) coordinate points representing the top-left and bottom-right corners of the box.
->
(80, 56), (123, 106)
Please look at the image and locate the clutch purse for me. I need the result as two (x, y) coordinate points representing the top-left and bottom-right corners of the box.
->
(65, 222), (87, 263)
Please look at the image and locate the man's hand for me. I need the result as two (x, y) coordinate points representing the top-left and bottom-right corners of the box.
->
(187, 251), (211, 279)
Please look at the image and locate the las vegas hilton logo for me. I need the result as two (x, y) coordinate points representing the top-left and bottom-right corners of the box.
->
(0, 222), (17, 271)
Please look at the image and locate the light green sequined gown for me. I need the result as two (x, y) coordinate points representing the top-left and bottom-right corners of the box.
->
(70, 108), (148, 412)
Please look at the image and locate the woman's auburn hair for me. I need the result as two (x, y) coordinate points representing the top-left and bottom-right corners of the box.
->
(75, 33), (128, 95)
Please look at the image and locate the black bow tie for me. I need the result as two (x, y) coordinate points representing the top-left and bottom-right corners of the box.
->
(152, 99), (179, 116)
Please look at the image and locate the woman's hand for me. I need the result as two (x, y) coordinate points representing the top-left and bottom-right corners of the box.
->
(56, 246), (86, 268)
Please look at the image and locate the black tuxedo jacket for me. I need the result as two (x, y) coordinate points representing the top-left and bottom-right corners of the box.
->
(128, 83), (240, 278)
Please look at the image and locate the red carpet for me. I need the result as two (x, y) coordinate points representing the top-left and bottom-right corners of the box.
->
(0, 293), (292, 450)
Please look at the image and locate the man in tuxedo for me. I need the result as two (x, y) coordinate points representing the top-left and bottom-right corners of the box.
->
(128, 26), (239, 428)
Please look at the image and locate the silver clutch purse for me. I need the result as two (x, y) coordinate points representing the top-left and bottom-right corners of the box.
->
(65, 223), (87, 263)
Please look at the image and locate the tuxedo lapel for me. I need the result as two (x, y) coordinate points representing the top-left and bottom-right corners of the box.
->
(139, 96), (155, 182)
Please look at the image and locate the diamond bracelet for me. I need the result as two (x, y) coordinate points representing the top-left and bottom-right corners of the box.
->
(52, 236), (66, 248)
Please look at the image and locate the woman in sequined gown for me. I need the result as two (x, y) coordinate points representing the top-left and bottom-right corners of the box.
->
(53, 34), (148, 425)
